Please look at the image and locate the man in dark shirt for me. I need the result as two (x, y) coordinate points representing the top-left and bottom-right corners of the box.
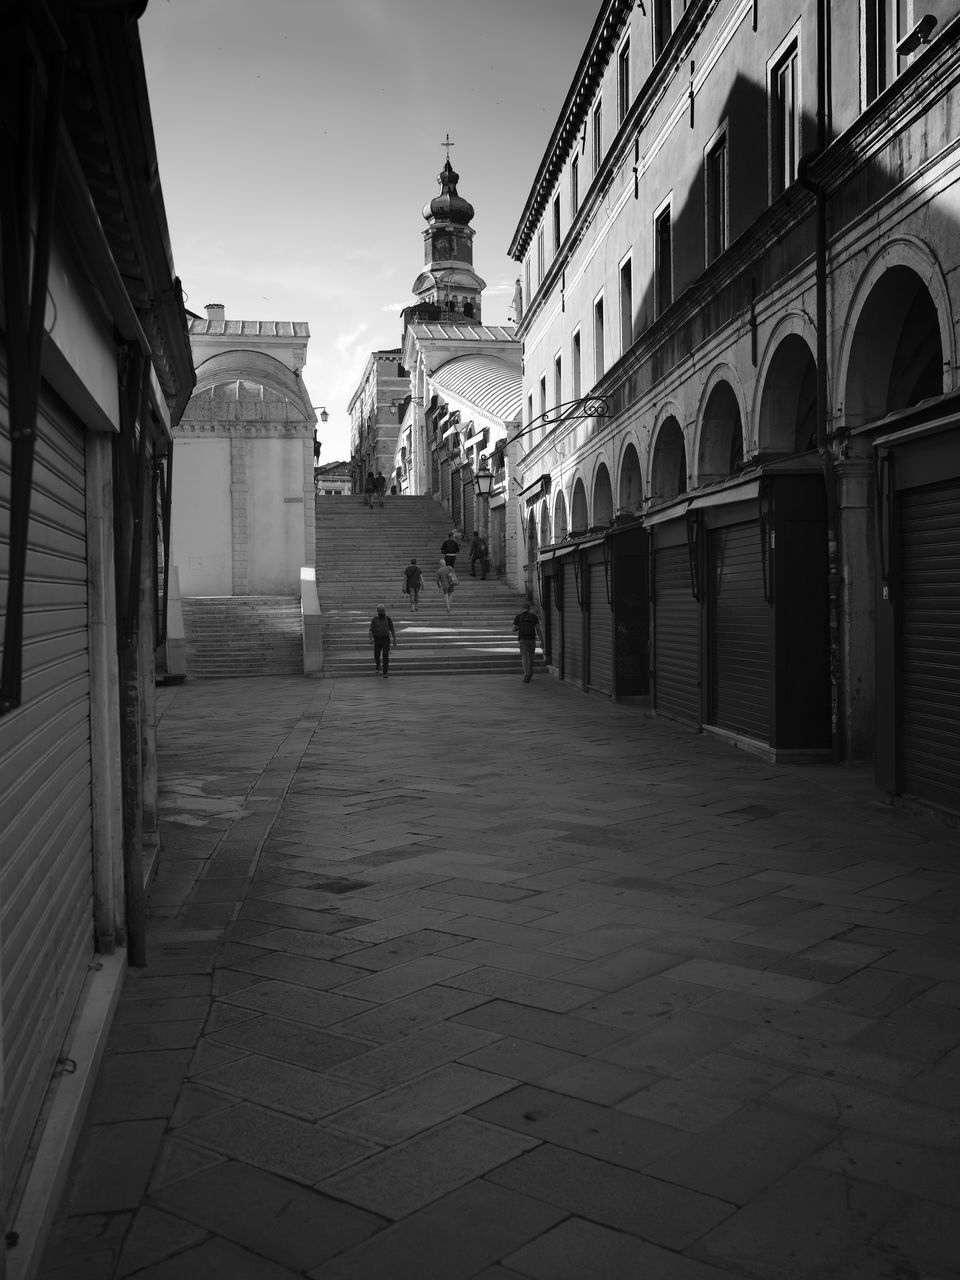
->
(512, 602), (544, 683)
(440, 533), (460, 568)
(469, 530), (488, 579)
(368, 605), (398, 677)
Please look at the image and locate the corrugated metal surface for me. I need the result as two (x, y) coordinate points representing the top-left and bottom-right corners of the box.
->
(900, 479), (960, 812)
(430, 354), (522, 422)
(653, 544), (700, 724)
(709, 522), (769, 741)
(547, 567), (561, 668)
(452, 468), (462, 529)
(463, 473), (476, 541)
(409, 323), (517, 344)
(440, 455), (450, 505)
(587, 548), (613, 694)
(0, 382), (94, 1209)
(562, 557), (583, 685)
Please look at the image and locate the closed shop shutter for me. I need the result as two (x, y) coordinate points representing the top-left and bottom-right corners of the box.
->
(463, 475), (475, 540)
(709, 522), (769, 740)
(548, 566), (561, 669)
(440, 456), (450, 504)
(0, 384), (94, 1206)
(452, 469), (462, 529)
(587, 549), (613, 694)
(653, 544), (700, 724)
(562, 557), (583, 685)
(900, 479), (960, 812)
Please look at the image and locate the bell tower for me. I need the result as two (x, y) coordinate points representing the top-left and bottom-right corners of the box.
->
(408, 136), (486, 326)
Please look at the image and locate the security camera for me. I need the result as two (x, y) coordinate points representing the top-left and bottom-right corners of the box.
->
(897, 13), (937, 56)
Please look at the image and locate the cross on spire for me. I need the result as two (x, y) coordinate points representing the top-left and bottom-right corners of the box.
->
(441, 132), (455, 161)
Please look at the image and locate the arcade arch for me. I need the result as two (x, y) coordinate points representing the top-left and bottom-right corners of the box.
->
(592, 462), (614, 527)
(697, 380), (744, 484)
(570, 476), (589, 533)
(618, 442), (643, 514)
(757, 334), (817, 455)
(650, 415), (687, 502)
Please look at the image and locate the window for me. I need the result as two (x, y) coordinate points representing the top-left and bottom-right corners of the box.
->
(571, 153), (579, 213)
(539, 374), (547, 422)
(864, 0), (890, 103)
(705, 128), (728, 264)
(594, 295), (605, 381)
(536, 227), (545, 284)
(592, 101), (602, 175)
(619, 256), (633, 353)
(618, 37), (631, 123)
(654, 0), (673, 59)
(527, 393), (534, 427)
(553, 193), (561, 255)
(572, 329), (582, 400)
(524, 256), (531, 306)
(770, 39), (799, 198)
(554, 353), (562, 408)
(655, 203), (672, 317)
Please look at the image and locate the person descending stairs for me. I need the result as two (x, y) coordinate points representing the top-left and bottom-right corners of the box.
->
(315, 494), (544, 677)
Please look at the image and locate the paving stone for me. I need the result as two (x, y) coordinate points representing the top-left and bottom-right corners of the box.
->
(325, 1020), (499, 1088)
(848, 999), (960, 1061)
(471, 1084), (687, 1170)
(229, 950), (371, 990)
(327, 1062), (514, 1144)
(319, 1115), (539, 1219)
(209, 1014), (372, 1070)
(486, 1142), (734, 1249)
(808, 1132), (960, 1208)
(39, 1210), (133, 1279)
(646, 1104), (837, 1203)
(178, 1101), (379, 1183)
(331, 955), (476, 1001)
(459, 1035), (585, 1085)
(576, 974), (722, 1032)
(454, 998), (630, 1054)
(127, 1235), (303, 1279)
(731, 1027), (921, 1088)
(335, 984), (489, 1042)
(155, 1159), (383, 1270)
(239, 927), (367, 959)
(438, 937), (579, 977)
(114, 1206), (208, 1278)
(341, 929), (466, 970)
(306, 1179), (566, 1280)
(60, 1120), (167, 1214)
(220, 978), (373, 1026)
(504, 1217), (740, 1280)
(440, 965), (603, 1012)
(691, 1167), (907, 1279)
(87, 1049), (192, 1123)
(113, 996), (212, 1024)
(667, 958), (828, 1004)
(538, 1056), (656, 1104)
(901, 1045), (960, 1109)
(195, 1052), (374, 1119)
(769, 1074), (960, 1146)
(107, 1019), (207, 1053)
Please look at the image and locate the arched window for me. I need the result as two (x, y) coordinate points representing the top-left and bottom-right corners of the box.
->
(592, 462), (614, 526)
(571, 477), (589, 532)
(618, 443), (643, 513)
(650, 416), (687, 502)
(697, 382), (743, 484)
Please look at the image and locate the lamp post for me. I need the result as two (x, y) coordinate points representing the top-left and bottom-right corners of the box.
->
(473, 466), (495, 500)
(313, 406), (329, 423)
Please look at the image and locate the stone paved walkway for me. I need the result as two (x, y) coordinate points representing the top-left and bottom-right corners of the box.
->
(40, 673), (960, 1279)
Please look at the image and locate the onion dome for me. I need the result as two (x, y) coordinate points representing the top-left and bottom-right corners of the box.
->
(422, 159), (475, 225)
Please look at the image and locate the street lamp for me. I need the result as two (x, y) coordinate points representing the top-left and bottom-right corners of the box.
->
(474, 465), (495, 499)
(313, 406), (329, 422)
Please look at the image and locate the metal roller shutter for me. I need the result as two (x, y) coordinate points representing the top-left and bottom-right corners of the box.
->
(440, 456), (450, 504)
(0, 382), (94, 1205)
(709, 522), (769, 740)
(463, 476), (475, 540)
(587, 549), (613, 694)
(562, 557), (583, 685)
(653, 544), (700, 724)
(548, 568), (561, 669)
(452, 469), (462, 529)
(900, 479), (960, 812)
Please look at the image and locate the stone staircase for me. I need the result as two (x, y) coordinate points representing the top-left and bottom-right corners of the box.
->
(316, 495), (541, 677)
(182, 596), (302, 678)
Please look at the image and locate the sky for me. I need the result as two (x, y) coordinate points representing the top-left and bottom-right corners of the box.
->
(139, 0), (600, 461)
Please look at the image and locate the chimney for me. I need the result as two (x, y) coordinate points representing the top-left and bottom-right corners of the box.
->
(205, 303), (225, 322)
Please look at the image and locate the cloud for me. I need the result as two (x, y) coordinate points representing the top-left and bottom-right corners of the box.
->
(381, 301), (407, 313)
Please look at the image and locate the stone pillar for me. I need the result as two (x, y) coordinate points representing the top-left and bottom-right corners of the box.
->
(230, 434), (248, 596)
(836, 449), (876, 760)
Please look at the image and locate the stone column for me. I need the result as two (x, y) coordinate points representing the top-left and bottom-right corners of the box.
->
(231, 434), (249, 596)
(836, 449), (876, 760)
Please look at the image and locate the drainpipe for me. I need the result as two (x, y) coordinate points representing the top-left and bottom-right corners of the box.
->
(798, 0), (842, 763)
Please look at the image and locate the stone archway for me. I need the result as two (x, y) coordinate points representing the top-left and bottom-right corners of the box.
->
(697, 380), (743, 484)
(554, 489), (568, 541)
(843, 265), (944, 427)
(757, 333), (817, 455)
(650, 415), (687, 502)
(539, 498), (552, 547)
(571, 476), (589, 533)
(592, 462), (614, 527)
(618, 442), (643, 514)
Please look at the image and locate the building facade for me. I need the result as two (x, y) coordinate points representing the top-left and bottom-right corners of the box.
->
(509, 0), (960, 816)
(171, 304), (316, 597)
(348, 350), (407, 493)
(0, 1), (194, 1262)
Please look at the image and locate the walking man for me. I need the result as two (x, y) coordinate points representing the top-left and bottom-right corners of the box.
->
(403, 557), (423, 611)
(368, 605), (398, 677)
(374, 470), (386, 507)
(468, 530), (488, 579)
(512, 600), (543, 683)
(440, 531), (460, 568)
(363, 471), (376, 508)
